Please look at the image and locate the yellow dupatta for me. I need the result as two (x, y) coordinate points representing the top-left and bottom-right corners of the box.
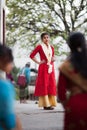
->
(41, 43), (52, 73)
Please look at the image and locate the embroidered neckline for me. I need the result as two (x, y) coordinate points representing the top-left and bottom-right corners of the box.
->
(41, 43), (52, 63)
(41, 43), (53, 73)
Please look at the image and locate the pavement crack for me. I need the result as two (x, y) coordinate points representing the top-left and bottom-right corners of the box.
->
(19, 110), (64, 116)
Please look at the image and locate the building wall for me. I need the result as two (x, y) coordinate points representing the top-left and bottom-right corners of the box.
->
(0, 0), (6, 79)
(0, 0), (5, 44)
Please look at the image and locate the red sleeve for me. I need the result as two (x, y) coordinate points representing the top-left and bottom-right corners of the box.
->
(57, 71), (68, 102)
(30, 45), (41, 59)
(51, 46), (54, 56)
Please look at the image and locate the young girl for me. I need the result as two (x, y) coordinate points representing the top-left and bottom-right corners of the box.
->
(30, 32), (57, 110)
(0, 44), (22, 130)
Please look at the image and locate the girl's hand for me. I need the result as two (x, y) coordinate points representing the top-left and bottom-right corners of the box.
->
(15, 116), (22, 130)
(39, 60), (46, 65)
(51, 57), (56, 62)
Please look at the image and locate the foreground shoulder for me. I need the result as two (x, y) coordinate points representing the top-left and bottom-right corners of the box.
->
(0, 80), (14, 97)
(59, 60), (69, 70)
(0, 80), (14, 90)
(0, 79), (11, 86)
(59, 60), (73, 70)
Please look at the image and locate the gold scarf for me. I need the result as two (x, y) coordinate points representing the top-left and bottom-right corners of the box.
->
(41, 43), (52, 73)
(59, 60), (87, 92)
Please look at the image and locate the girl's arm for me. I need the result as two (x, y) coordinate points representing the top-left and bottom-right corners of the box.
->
(31, 57), (40, 64)
(30, 45), (41, 64)
(30, 45), (40, 59)
(51, 46), (56, 62)
(57, 71), (68, 107)
(15, 116), (22, 130)
(30, 45), (45, 65)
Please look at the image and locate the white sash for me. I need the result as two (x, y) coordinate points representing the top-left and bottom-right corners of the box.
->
(41, 43), (52, 73)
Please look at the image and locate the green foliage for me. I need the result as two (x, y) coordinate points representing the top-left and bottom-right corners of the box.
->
(11, 66), (20, 100)
(15, 87), (19, 100)
(12, 66), (20, 82)
(6, 0), (87, 55)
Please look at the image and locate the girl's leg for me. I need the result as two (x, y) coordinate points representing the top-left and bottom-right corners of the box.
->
(23, 87), (29, 103)
(38, 95), (57, 110)
(19, 87), (25, 103)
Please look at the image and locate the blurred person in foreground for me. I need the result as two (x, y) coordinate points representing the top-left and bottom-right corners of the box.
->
(30, 32), (57, 110)
(58, 32), (87, 130)
(0, 44), (22, 130)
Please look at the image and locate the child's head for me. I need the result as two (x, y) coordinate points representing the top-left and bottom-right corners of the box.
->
(41, 32), (50, 45)
(0, 44), (14, 73)
(25, 62), (30, 68)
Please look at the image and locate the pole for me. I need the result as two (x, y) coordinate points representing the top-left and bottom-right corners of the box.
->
(0, 0), (5, 44)
(0, 0), (6, 79)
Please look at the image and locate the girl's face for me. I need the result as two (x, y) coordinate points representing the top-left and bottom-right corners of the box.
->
(4, 62), (14, 73)
(42, 35), (50, 45)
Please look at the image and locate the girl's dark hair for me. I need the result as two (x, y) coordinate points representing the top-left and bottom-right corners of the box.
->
(41, 32), (50, 40)
(67, 32), (87, 78)
(0, 44), (13, 65)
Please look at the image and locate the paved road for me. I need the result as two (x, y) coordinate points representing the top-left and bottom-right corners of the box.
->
(15, 101), (64, 130)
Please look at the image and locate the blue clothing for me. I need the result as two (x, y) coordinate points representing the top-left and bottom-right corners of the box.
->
(20, 67), (31, 84)
(0, 79), (16, 130)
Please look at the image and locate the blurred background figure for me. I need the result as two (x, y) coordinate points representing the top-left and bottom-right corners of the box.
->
(6, 72), (15, 85)
(0, 44), (22, 130)
(18, 62), (31, 103)
(58, 32), (87, 130)
(28, 68), (38, 101)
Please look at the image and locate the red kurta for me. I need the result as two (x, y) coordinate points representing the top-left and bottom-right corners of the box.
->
(58, 72), (87, 130)
(30, 45), (56, 96)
